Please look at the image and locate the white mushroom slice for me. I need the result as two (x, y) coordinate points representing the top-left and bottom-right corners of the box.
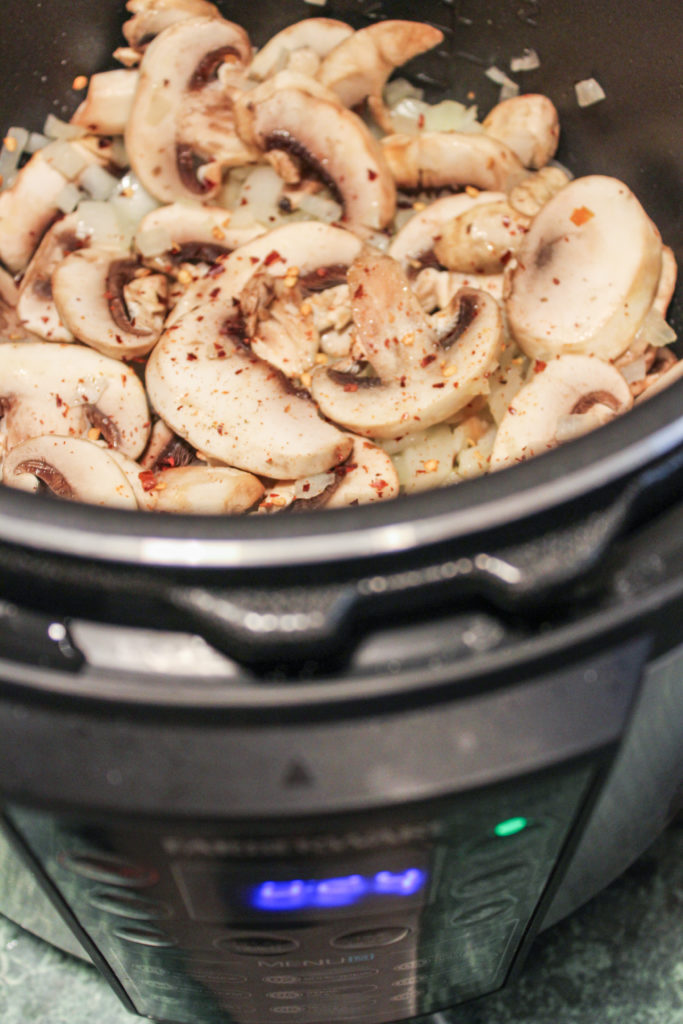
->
(239, 273), (320, 378)
(17, 212), (94, 342)
(311, 253), (502, 439)
(168, 220), (363, 326)
(505, 175), (663, 362)
(490, 354), (633, 469)
(0, 342), (150, 458)
(508, 165), (571, 217)
(325, 436), (399, 508)
(483, 95), (560, 169)
(134, 203), (264, 274)
(433, 200), (531, 274)
(139, 418), (195, 470)
(148, 465), (265, 513)
(381, 133), (527, 192)
(413, 267), (505, 311)
(316, 20), (444, 110)
(52, 249), (167, 360)
(388, 192), (507, 268)
(653, 246), (678, 318)
(234, 73), (396, 235)
(122, 0), (222, 48)
(249, 19), (354, 81)
(0, 153), (67, 273)
(146, 297), (353, 479)
(125, 16), (254, 203)
(2, 436), (139, 509)
(71, 70), (140, 135)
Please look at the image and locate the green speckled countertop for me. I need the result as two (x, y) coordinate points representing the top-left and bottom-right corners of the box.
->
(1, 820), (682, 1024)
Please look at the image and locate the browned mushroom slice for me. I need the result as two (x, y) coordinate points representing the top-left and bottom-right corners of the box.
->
(234, 72), (396, 236)
(3, 436), (139, 508)
(0, 342), (150, 459)
(381, 132), (527, 192)
(483, 94), (560, 169)
(122, 0), (222, 52)
(311, 252), (502, 439)
(490, 354), (633, 468)
(52, 248), (168, 360)
(125, 15), (255, 203)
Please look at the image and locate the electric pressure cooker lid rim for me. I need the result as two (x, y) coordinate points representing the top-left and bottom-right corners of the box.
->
(1, 379), (682, 570)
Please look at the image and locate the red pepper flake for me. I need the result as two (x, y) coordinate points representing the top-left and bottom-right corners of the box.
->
(432, 382), (445, 388)
(421, 354), (437, 368)
(370, 478), (388, 492)
(214, 344), (226, 357)
(354, 284), (365, 299)
(552, 277), (560, 285)
(264, 250), (284, 266)
(187, 352), (198, 361)
(209, 287), (221, 299)
(534, 359), (547, 373)
(418, 113), (425, 129)
(344, 382), (359, 393)
(302, 483), (311, 493)
(367, 168), (378, 181)
(399, 375), (407, 388)
(139, 470), (158, 492)
(249, 256), (260, 265)
(55, 395), (63, 407)
(570, 206), (594, 226)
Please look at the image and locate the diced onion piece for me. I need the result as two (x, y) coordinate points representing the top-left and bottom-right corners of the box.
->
(619, 356), (648, 385)
(56, 182), (83, 213)
(109, 172), (160, 241)
(43, 113), (86, 141)
(298, 191), (343, 224)
(5, 126), (29, 155)
(485, 65), (520, 100)
(136, 225), (174, 259)
(634, 307), (678, 349)
(79, 162), (120, 201)
(304, 0), (327, 6)
(234, 164), (284, 227)
(384, 77), (425, 108)
(41, 139), (90, 179)
(424, 100), (473, 133)
(510, 49), (541, 72)
(575, 77), (606, 107)
(387, 425), (458, 494)
(75, 200), (127, 248)
(25, 131), (49, 153)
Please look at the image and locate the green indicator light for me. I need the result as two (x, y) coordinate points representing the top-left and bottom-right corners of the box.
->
(493, 817), (528, 838)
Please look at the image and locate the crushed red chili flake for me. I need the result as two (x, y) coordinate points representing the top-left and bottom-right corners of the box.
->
(264, 250), (284, 266)
(302, 483), (311, 492)
(370, 478), (388, 492)
(534, 360), (547, 373)
(209, 287), (221, 299)
(344, 382), (359, 392)
(139, 470), (158, 492)
(354, 284), (365, 299)
(421, 354), (437, 368)
(552, 277), (560, 285)
(570, 206), (594, 226)
(367, 169), (378, 181)
(249, 256), (260, 264)
(187, 352), (198, 361)
(55, 395), (63, 407)
(432, 382), (445, 388)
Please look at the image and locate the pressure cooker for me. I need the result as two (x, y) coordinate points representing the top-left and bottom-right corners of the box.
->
(0, 1), (682, 1023)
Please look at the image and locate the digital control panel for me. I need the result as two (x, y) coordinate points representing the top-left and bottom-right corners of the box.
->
(5, 762), (594, 1024)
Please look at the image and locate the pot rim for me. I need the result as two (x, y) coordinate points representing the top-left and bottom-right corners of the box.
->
(1, 379), (681, 570)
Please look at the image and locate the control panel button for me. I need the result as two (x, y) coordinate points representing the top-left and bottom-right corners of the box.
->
(454, 862), (530, 898)
(331, 926), (409, 949)
(58, 851), (159, 888)
(450, 896), (517, 925)
(112, 925), (177, 948)
(88, 888), (172, 921)
(216, 935), (300, 956)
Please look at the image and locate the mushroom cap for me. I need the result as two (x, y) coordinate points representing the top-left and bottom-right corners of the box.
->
(0, 342), (150, 459)
(483, 94), (560, 170)
(3, 436), (139, 509)
(506, 175), (663, 362)
(125, 15), (254, 203)
(490, 354), (633, 468)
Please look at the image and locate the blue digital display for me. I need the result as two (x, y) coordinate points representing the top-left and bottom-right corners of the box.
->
(251, 868), (427, 912)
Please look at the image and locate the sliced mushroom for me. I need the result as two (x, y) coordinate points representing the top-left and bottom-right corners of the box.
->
(483, 94), (560, 169)
(139, 418), (196, 470)
(388, 191), (508, 268)
(0, 153), (68, 273)
(71, 70), (140, 135)
(311, 252), (502, 439)
(249, 18), (354, 81)
(17, 212), (93, 342)
(433, 200), (531, 274)
(0, 265), (19, 308)
(3, 435), (139, 508)
(125, 15), (255, 203)
(316, 20), (444, 116)
(122, 0), (222, 50)
(134, 203), (264, 275)
(505, 175), (663, 362)
(52, 248), (167, 360)
(142, 464), (265, 513)
(508, 165), (571, 217)
(146, 283), (354, 479)
(490, 354), (633, 468)
(381, 132), (527, 192)
(234, 72), (396, 235)
(635, 355), (683, 403)
(0, 342), (150, 459)
(325, 435), (399, 508)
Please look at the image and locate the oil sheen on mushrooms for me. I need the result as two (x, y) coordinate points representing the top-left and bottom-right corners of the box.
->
(0, 3), (678, 512)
